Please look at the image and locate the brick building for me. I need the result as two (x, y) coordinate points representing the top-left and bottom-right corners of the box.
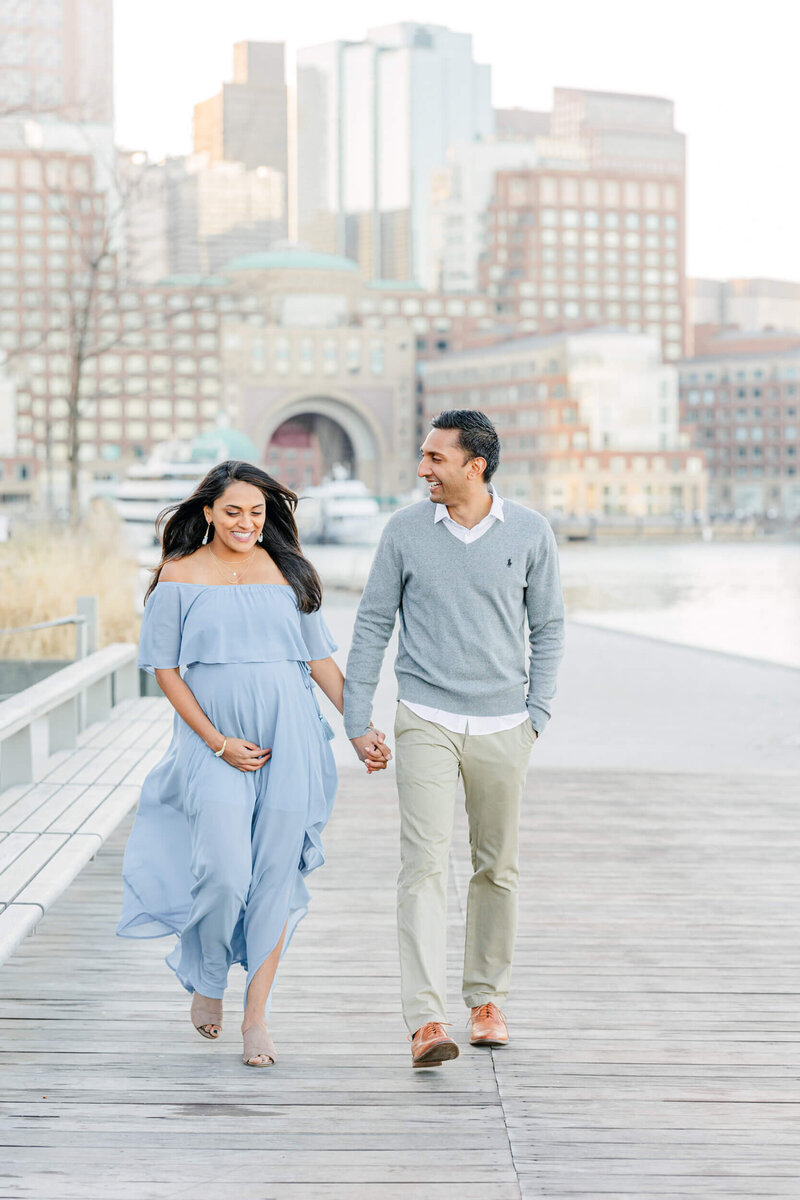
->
(0, 0), (113, 123)
(480, 167), (686, 363)
(679, 331), (800, 520)
(0, 147), (417, 510)
(421, 329), (705, 519)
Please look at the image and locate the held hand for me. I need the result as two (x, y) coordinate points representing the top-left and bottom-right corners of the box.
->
(351, 729), (392, 773)
(219, 737), (271, 773)
(366, 727), (391, 774)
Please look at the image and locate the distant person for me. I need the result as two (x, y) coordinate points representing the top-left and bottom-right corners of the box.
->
(344, 411), (564, 1067)
(117, 460), (389, 1067)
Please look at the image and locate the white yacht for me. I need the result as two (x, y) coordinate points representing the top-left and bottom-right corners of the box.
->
(117, 445), (386, 591)
(296, 469), (384, 545)
(114, 441), (215, 566)
(114, 428), (263, 567)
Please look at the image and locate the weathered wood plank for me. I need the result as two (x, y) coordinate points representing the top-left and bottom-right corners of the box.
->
(0, 832), (68, 902)
(0, 1183), (523, 1200)
(2, 750), (800, 1197)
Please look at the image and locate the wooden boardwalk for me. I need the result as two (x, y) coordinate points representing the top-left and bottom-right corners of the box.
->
(1, 733), (800, 1197)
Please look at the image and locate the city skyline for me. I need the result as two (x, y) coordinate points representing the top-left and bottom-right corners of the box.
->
(113, 0), (799, 284)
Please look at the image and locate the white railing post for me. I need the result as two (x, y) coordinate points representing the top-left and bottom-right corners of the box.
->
(0, 726), (33, 790)
(48, 695), (79, 754)
(75, 596), (96, 729)
(75, 596), (97, 658)
(112, 659), (139, 705)
(84, 675), (112, 727)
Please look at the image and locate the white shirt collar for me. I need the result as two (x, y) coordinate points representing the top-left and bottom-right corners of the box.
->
(434, 483), (504, 524)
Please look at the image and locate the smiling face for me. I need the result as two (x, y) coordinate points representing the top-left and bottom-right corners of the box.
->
(204, 480), (266, 555)
(417, 427), (486, 506)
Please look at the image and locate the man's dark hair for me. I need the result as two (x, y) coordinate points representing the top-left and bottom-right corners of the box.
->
(430, 409), (500, 484)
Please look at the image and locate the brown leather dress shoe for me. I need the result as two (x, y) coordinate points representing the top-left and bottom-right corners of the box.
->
(410, 1022), (460, 1068)
(469, 1003), (509, 1046)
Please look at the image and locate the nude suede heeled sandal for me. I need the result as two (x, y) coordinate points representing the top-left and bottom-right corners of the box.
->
(191, 992), (223, 1040)
(242, 1022), (277, 1067)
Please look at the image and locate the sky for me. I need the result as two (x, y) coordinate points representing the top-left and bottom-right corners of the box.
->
(113, 0), (800, 283)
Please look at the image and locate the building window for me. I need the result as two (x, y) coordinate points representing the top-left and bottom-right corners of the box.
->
(249, 337), (265, 372)
(298, 338), (314, 375)
(370, 340), (385, 376)
(323, 338), (337, 376)
(274, 337), (290, 375)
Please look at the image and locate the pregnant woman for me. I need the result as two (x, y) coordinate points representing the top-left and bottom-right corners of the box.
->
(117, 460), (389, 1066)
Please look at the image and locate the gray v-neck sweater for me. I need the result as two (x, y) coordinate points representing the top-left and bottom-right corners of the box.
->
(342, 498), (565, 739)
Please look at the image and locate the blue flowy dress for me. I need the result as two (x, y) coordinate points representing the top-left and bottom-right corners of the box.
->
(116, 581), (338, 1008)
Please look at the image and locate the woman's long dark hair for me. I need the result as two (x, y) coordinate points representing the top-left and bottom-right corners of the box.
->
(144, 460), (322, 612)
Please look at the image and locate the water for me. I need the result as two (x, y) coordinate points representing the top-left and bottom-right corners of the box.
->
(558, 540), (800, 668)
(318, 539), (800, 669)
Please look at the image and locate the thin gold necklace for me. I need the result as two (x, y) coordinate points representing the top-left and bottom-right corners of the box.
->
(207, 543), (257, 584)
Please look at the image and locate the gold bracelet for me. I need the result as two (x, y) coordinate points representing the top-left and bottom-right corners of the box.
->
(214, 738), (227, 758)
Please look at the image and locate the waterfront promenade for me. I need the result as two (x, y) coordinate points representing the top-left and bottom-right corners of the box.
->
(1, 622), (799, 1198)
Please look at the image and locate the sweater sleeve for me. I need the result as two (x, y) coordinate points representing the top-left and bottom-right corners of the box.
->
(525, 520), (565, 734)
(343, 523), (403, 738)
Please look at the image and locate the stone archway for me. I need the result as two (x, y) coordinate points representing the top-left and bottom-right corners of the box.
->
(255, 394), (386, 492)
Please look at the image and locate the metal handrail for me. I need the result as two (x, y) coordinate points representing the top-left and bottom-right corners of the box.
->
(0, 596), (97, 659)
(0, 615), (87, 635)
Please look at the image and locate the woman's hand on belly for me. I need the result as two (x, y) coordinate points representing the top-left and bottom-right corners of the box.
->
(221, 738), (272, 772)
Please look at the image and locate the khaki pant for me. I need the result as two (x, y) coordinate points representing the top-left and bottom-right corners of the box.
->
(393, 701), (537, 1033)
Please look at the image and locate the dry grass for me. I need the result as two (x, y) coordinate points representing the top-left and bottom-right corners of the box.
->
(0, 504), (141, 660)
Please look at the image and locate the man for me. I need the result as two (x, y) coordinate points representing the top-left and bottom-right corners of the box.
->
(345, 410), (564, 1067)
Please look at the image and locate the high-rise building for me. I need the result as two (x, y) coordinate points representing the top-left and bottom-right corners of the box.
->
(430, 140), (540, 293)
(0, 0), (117, 250)
(549, 88), (685, 174)
(431, 88), (687, 366)
(122, 152), (285, 283)
(0, 145), (121, 500)
(688, 278), (800, 340)
(193, 41), (288, 216)
(473, 91), (685, 361)
(494, 108), (551, 141)
(475, 90), (686, 361)
(297, 22), (493, 286)
(296, 40), (345, 260)
(480, 162), (685, 361)
(0, 0), (113, 124)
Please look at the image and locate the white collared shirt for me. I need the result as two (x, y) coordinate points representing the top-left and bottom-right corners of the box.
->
(433, 481), (505, 544)
(401, 486), (532, 737)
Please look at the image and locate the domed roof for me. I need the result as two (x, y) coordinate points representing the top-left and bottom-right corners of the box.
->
(224, 248), (360, 274)
(190, 428), (259, 464)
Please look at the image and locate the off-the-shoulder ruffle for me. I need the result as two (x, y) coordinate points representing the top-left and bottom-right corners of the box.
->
(137, 582), (338, 675)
